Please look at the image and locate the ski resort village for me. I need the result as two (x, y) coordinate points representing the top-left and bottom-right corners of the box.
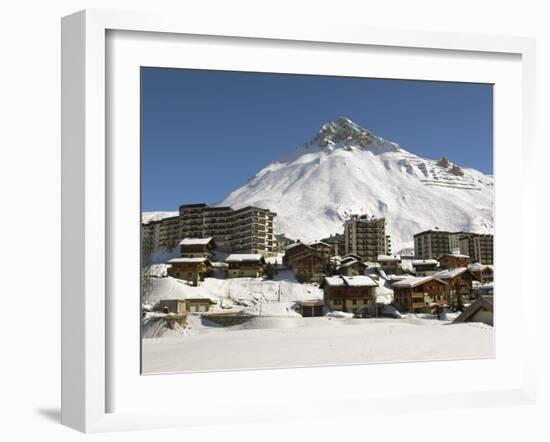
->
(141, 117), (495, 373)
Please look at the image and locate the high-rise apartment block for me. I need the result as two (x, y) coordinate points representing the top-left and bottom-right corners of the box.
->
(344, 215), (391, 262)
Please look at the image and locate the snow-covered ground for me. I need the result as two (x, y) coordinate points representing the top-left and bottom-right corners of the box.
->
(142, 316), (494, 373)
(147, 274), (323, 316)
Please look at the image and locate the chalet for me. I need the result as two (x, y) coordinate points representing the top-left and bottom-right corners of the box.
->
(377, 254), (402, 275)
(283, 241), (309, 266)
(225, 254), (265, 278)
(186, 297), (217, 313)
(438, 253), (471, 270)
(284, 242), (330, 282)
(468, 263), (494, 283)
(167, 257), (211, 282)
(320, 275), (378, 314)
(337, 257), (367, 276)
(320, 233), (345, 256)
(391, 276), (447, 313)
(158, 299), (187, 315)
(291, 252), (327, 283)
(309, 241), (334, 261)
(298, 300), (325, 317)
(436, 267), (479, 305)
(412, 259), (439, 276)
(179, 237), (216, 259)
(453, 295), (493, 326)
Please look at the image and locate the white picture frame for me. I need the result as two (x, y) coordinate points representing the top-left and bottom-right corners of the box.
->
(61, 9), (538, 433)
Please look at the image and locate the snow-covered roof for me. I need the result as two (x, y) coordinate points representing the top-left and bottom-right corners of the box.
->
(309, 241), (332, 248)
(436, 267), (469, 279)
(322, 276), (346, 287)
(285, 242), (303, 250)
(179, 237), (213, 246)
(342, 275), (378, 287)
(225, 254), (264, 263)
(377, 254), (401, 262)
(469, 263), (493, 272)
(412, 259), (438, 266)
(167, 257), (209, 264)
(439, 253), (470, 259)
(337, 258), (366, 269)
(322, 275), (377, 288)
(392, 276), (445, 288)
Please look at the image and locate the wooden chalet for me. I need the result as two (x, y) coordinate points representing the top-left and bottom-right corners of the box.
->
(291, 252), (327, 283)
(309, 241), (334, 261)
(391, 276), (447, 313)
(320, 275), (378, 314)
(469, 263), (494, 283)
(167, 257), (211, 282)
(377, 254), (402, 275)
(337, 257), (367, 276)
(438, 253), (471, 270)
(225, 254), (265, 278)
(412, 259), (439, 276)
(179, 237), (216, 259)
(436, 267), (480, 304)
(454, 295), (494, 326)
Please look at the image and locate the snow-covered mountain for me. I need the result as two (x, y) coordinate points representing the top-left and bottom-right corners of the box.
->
(220, 117), (494, 251)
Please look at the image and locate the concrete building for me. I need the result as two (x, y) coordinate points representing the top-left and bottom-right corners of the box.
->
(344, 215), (390, 262)
(141, 203), (277, 256)
(179, 204), (277, 256)
(415, 230), (494, 265)
(413, 229), (463, 260)
(459, 233), (494, 265)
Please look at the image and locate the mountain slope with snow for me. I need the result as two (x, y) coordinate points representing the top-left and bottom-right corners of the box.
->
(220, 117), (494, 250)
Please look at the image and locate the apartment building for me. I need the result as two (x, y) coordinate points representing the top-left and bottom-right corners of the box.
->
(414, 229), (494, 265)
(142, 203), (277, 256)
(344, 215), (390, 262)
(413, 230), (463, 260)
(459, 233), (494, 265)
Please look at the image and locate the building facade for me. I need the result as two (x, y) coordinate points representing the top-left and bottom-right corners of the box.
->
(413, 230), (462, 260)
(141, 203), (277, 256)
(459, 233), (494, 265)
(415, 230), (494, 265)
(344, 215), (390, 262)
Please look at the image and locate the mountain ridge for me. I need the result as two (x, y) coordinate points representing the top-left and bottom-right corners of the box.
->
(219, 117), (494, 251)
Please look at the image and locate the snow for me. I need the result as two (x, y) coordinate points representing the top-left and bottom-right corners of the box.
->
(147, 275), (323, 314)
(167, 257), (209, 263)
(179, 237), (213, 245)
(141, 211), (178, 224)
(377, 254), (401, 261)
(341, 275), (378, 287)
(219, 117), (493, 250)
(436, 267), (469, 279)
(391, 276), (436, 288)
(412, 259), (438, 266)
(225, 254), (264, 262)
(142, 317), (494, 373)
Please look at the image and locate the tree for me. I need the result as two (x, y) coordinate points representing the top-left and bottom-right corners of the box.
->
(192, 272), (199, 287)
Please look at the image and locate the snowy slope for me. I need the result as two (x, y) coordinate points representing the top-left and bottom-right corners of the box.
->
(141, 211), (178, 224)
(220, 117), (494, 250)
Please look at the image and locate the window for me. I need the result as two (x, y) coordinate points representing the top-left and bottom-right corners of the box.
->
(333, 299), (342, 306)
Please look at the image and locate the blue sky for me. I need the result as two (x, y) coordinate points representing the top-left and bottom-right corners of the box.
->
(141, 68), (493, 211)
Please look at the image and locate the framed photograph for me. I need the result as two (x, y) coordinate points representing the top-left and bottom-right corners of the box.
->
(61, 9), (537, 432)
